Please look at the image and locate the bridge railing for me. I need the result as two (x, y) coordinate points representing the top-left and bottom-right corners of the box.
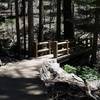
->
(33, 41), (51, 57)
(77, 38), (93, 48)
(33, 40), (70, 59)
(32, 38), (92, 60)
(52, 40), (70, 59)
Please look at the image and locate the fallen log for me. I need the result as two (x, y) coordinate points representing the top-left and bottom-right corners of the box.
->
(40, 59), (100, 100)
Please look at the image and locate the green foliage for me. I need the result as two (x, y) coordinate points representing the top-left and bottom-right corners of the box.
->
(77, 66), (100, 80)
(64, 64), (100, 81)
(64, 64), (77, 74)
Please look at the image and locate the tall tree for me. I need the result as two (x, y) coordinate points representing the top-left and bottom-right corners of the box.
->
(63, 0), (74, 40)
(22, 0), (26, 57)
(38, 0), (43, 42)
(56, 0), (61, 41)
(28, 0), (34, 57)
(91, 0), (100, 63)
(15, 0), (21, 57)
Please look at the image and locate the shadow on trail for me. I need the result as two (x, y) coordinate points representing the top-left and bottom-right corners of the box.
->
(0, 76), (48, 100)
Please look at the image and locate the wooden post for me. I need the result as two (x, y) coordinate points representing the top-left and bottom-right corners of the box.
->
(66, 40), (70, 54)
(53, 41), (58, 58)
(48, 41), (51, 54)
(33, 41), (38, 58)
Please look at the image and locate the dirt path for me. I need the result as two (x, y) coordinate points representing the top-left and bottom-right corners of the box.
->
(0, 58), (52, 100)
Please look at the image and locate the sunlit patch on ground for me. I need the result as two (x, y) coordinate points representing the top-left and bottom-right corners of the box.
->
(0, 58), (51, 100)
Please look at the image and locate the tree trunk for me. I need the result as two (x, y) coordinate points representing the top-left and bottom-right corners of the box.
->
(22, 0), (26, 57)
(63, 0), (74, 40)
(28, 0), (34, 57)
(15, 0), (21, 57)
(56, 0), (61, 41)
(38, 0), (43, 42)
(91, 0), (100, 64)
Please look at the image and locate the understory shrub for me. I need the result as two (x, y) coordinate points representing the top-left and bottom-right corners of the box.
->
(64, 64), (100, 81)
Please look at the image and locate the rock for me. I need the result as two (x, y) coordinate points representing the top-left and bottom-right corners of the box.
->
(40, 59), (100, 100)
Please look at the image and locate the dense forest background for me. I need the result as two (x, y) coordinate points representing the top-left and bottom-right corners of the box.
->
(0, 0), (99, 65)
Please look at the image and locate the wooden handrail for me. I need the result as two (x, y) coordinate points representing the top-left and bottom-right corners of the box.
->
(58, 41), (69, 45)
(58, 41), (67, 45)
(52, 40), (70, 58)
(38, 42), (49, 45)
(38, 48), (49, 53)
(33, 40), (70, 58)
(58, 48), (67, 53)
(33, 41), (51, 57)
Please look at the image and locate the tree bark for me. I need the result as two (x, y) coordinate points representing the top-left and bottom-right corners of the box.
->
(63, 0), (74, 40)
(56, 0), (61, 41)
(15, 0), (21, 57)
(22, 0), (26, 57)
(38, 0), (43, 42)
(28, 0), (34, 57)
(91, 0), (100, 64)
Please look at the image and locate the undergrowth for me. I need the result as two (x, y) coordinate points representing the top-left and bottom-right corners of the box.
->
(64, 64), (100, 81)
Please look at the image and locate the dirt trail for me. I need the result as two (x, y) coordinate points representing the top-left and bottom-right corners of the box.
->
(0, 58), (52, 100)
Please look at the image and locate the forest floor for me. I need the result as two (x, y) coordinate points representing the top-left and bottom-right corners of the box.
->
(0, 57), (53, 100)
(0, 53), (99, 100)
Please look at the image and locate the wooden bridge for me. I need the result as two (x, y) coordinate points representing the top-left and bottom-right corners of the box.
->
(32, 38), (93, 64)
